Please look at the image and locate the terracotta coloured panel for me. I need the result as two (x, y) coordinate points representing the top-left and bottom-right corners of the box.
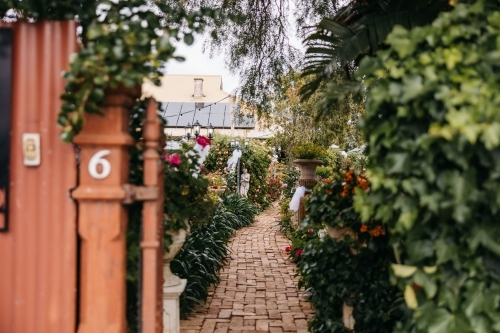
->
(0, 21), (77, 333)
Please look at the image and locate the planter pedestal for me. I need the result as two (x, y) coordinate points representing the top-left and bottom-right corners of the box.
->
(163, 228), (188, 287)
(293, 159), (323, 188)
(163, 279), (187, 333)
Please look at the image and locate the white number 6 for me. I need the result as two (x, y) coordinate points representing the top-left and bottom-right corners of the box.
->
(88, 150), (111, 179)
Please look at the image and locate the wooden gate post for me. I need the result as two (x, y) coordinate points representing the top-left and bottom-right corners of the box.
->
(72, 86), (140, 333)
(141, 99), (164, 333)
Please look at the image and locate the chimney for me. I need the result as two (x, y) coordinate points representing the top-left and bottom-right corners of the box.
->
(193, 78), (203, 99)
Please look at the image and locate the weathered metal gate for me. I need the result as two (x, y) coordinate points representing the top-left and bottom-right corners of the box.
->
(0, 20), (164, 333)
(0, 21), (78, 333)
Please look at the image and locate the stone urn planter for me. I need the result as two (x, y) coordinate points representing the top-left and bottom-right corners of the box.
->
(293, 159), (323, 188)
(163, 227), (189, 287)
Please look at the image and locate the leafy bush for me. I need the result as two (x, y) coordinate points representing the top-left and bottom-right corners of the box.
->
(278, 197), (295, 239)
(355, 2), (500, 332)
(292, 142), (327, 160)
(281, 164), (300, 199)
(171, 194), (258, 318)
(315, 166), (333, 179)
(296, 171), (401, 332)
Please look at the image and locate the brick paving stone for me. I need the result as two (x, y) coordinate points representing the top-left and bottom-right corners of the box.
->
(180, 205), (313, 332)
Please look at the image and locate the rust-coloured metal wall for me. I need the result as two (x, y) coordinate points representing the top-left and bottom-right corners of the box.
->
(0, 21), (78, 333)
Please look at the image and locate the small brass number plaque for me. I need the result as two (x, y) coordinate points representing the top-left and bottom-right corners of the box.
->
(22, 133), (41, 166)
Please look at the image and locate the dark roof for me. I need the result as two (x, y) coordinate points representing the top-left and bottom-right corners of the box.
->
(160, 102), (255, 129)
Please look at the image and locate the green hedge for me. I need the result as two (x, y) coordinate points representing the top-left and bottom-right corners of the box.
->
(355, 2), (500, 332)
(171, 194), (258, 318)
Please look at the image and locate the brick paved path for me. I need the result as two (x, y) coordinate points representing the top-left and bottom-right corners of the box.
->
(180, 204), (313, 333)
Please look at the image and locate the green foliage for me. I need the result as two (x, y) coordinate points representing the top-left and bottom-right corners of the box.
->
(355, 2), (500, 331)
(286, 224), (322, 262)
(295, 171), (401, 332)
(204, 135), (273, 210)
(1, 1), (237, 142)
(281, 165), (300, 199)
(292, 142), (327, 160)
(300, 0), (451, 101)
(170, 194), (258, 318)
(265, 70), (365, 153)
(278, 197), (294, 239)
(164, 144), (214, 233)
(297, 237), (402, 333)
(316, 166), (333, 179)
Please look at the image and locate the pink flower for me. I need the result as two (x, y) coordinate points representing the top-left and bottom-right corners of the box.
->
(308, 228), (314, 234)
(196, 136), (211, 148)
(285, 246), (291, 253)
(282, 183), (287, 188)
(295, 249), (303, 256)
(168, 153), (181, 166)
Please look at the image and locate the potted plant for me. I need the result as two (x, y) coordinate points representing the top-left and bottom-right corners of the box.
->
(292, 143), (326, 188)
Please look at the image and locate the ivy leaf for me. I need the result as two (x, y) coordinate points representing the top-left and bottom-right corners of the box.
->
(404, 284), (418, 309)
(391, 264), (417, 278)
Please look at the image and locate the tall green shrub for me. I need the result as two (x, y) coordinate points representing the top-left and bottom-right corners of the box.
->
(355, 2), (500, 331)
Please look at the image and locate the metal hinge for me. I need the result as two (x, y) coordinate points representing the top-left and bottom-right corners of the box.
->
(122, 184), (159, 204)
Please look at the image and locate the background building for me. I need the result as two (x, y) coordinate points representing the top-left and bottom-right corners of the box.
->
(142, 74), (272, 141)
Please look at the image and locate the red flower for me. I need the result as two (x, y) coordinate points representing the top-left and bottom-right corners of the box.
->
(295, 249), (303, 256)
(285, 246), (291, 253)
(212, 185), (219, 189)
(168, 153), (182, 166)
(196, 136), (211, 148)
(308, 228), (314, 233)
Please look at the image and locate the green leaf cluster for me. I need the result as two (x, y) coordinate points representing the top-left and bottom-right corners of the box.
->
(292, 142), (327, 160)
(356, 2), (500, 331)
(1, 0), (236, 142)
(298, 237), (402, 333)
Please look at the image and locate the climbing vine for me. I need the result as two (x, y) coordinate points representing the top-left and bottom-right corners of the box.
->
(355, 1), (500, 331)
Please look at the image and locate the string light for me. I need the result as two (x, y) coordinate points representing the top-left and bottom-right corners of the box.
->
(163, 95), (232, 118)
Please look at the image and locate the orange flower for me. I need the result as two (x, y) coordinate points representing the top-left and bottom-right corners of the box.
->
(360, 225), (368, 232)
(344, 170), (355, 182)
(326, 189), (332, 195)
(369, 226), (385, 237)
(340, 184), (349, 197)
(357, 176), (370, 191)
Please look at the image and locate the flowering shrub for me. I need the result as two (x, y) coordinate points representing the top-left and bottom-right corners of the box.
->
(204, 135), (273, 210)
(205, 172), (226, 189)
(163, 141), (215, 232)
(266, 176), (283, 201)
(285, 224), (323, 263)
(295, 170), (401, 332)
